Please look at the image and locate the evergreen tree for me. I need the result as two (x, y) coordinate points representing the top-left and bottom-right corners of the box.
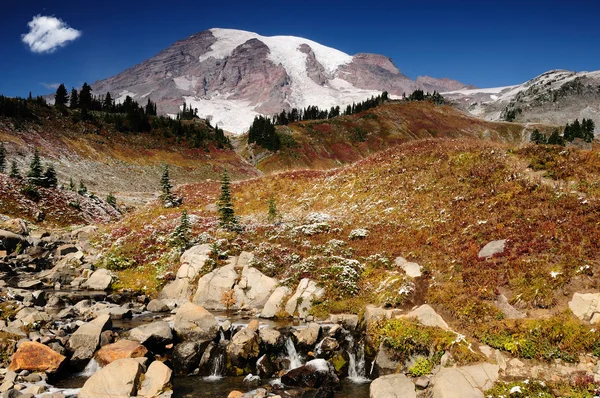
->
(0, 142), (6, 173)
(267, 194), (278, 223)
(9, 161), (20, 179)
(530, 129), (547, 145)
(106, 192), (117, 208)
(547, 130), (565, 146)
(69, 88), (79, 109)
(103, 92), (113, 111)
(43, 165), (58, 188)
(248, 116), (280, 151)
(68, 177), (76, 191)
(160, 165), (175, 206)
(27, 148), (43, 185)
(79, 83), (93, 110)
(54, 84), (69, 107)
(218, 169), (237, 229)
(78, 180), (88, 195)
(171, 209), (191, 249)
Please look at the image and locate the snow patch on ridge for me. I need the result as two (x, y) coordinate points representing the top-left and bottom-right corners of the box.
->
(183, 95), (261, 134)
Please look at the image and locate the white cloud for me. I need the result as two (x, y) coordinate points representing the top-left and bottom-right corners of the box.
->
(40, 82), (61, 89)
(22, 15), (81, 54)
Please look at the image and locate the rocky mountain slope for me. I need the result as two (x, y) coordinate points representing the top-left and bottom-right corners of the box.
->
(91, 28), (471, 133)
(444, 69), (600, 136)
(237, 101), (556, 173)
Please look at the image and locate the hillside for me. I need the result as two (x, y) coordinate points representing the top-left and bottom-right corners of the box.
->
(239, 101), (557, 173)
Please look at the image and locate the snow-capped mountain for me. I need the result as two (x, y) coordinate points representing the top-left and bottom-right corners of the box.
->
(91, 28), (471, 133)
(443, 69), (600, 134)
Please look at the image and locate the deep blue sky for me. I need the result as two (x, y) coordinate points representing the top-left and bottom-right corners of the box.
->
(2, 0), (599, 97)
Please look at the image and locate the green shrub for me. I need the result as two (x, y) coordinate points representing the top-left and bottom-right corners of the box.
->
(104, 253), (137, 271)
(408, 356), (433, 376)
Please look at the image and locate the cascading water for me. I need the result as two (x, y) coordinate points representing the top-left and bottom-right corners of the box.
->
(205, 351), (225, 381)
(348, 341), (369, 383)
(77, 358), (100, 377)
(285, 337), (303, 370)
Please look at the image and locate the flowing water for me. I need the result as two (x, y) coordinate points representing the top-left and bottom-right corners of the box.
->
(348, 342), (370, 384)
(204, 351), (225, 381)
(285, 337), (303, 369)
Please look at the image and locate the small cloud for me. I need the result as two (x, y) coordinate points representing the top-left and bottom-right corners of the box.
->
(22, 15), (81, 54)
(40, 82), (61, 90)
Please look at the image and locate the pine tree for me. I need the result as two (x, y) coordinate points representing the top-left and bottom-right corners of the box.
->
(78, 180), (88, 195)
(27, 148), (43, 185)
(9, 161), (20, 179)
(54, 84), (69, 107)
(70, 88), (79, 109)
(68, 177), (76, 191)
(79, 83), (92, 110)
(106, 193), (117, 208)
(171, 209), (191, 249)
(103, 92), (113, 111)
(0, 142), (6, 173)
(160, 165), (175, 206)
(530, 129), (546, 145)
(267, 194), (278, 223)
(218, 169), (237, 229)
(43, 165), (58, 188)
(547, 130), (565, 146)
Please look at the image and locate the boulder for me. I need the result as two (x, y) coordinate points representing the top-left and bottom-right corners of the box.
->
(0, 230), (28, 254)
(173, 302), (218, 341)
(494, 294), (526, 319)
(293, 323), (321, 348)
(192, 263), (238, 309)
(374, 343), (402, 375)
(318, 337), (339, 352)
(82, 269), (113, 291)
(394, 257), (422, 278)
(569, 292), (600, 323)
(227, 328), (260, 367)
(158, 279), (189, 304)
(403, 304), (449, 330)
(71, 226), (98, 241)
(55, 244), (79, 258)
(259, 327), (283, 350)
(178, 244), (211, 279)
(8, 341), (66, 373)
(95, 339), (148, 366)
(128, 321), (173, 348)
(138, 360), (172, 397)
(233, 266), (278, 309)
(329, 314), (359, 330)
(14, 308), (50, 325)
(0, 219), (28, 235)
(432, 364), (499, 398)
(173, 341), (208, 374)
(281, 359), (339, 389)
(478, 240), (506, 259)
(284, 279), (325, 318)
(364, 305), (391, 329)
(370, 374), (416, 398)
(147, 299), (169, 313)
(79, 358), (143, 398)
(261, 286), (291, 318)
(68, 314), (112, 366)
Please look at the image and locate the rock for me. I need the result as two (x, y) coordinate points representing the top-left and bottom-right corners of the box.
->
(329, 314), (359, 330)
(259, 327), (283, 349)
(79, 358), (143, 398)
(14, 308), (50, 325)
(71, 226), (98, 241)
(247, 320), (259, 333)
(82, 269), (113, 291)
(369, 374), (416, 398)
(128, 321), (173, 348)
(228, 392), (243, 398)
(55, 244), (79, 258)
(243, 374), (261, 388)
(281, 359), (339, 389)
(227, 328), (259, 367)
(192, 263), (237, 309)
(95, 339), (148, 366)
(414, 376), (430, 389)
(173, 302), (218, 341)
(138, 361), (172, 397)
(256, 354), (274, 378)
(0, 230), (28, 254)
(8, 342), (66, 373)
(431, 364), (499, 398)
(178, 244), (211, 279)
(158, 279), (189, 304)
(374, 344), (402, 375)
(494, 294), (526, 319)
(318, 337), (338, 352)
(285, 279), (325, 318)
(569, 292), (600, 323)
(147, 299), (169, 313)
(68, 314), (112, 366)
(293, 323), (321, 348)
(172, 340), (210, 374)
(16, 280), (42, 290)
(478, 240), (506, 259)
(233, 266), (278, 309)
(364, 305), (391, 329)
(0, 219), (28, 235)
(261, 286), (290, 318)
(394, 257), (422, 278)
(93, 306), (132, 320)
(403, 304), (449, 330)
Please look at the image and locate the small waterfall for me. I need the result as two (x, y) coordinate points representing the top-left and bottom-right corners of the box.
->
(348, 342), (369, 383)
(77, 359), (100, 377)
(204, 351), (224, 381)
(285, 337), (303, 370)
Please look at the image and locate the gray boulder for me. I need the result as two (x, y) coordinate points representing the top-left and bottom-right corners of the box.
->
(68, 314), (112, 366)
(82, 268), (113, 291)
(284, 279), (325, 318)
(227, 328), (260, 367)
(370, 374), (416, 398)
(293, 323), (321, 348)
(261, 286), (290, 318)
(432, 364), (499, 398)
(79, 358), (142, 398)
(137, 360), (172, 397)
(173, 302), (218, 341)
(128, 321), (173, 348)
(478, 240), (506, 259)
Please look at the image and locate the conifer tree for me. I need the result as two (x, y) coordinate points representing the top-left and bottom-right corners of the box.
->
(43, 165), (58, 188)
(103, 92), (113, 111)
(106, 193), (117, 208)
(69, 177), (76, 191)
(160, 165), (175, 206)
(9, 161), (20, 179)
(218, 169), (237, 229)
(0, 142), (6, 173)
(171, 209), (191, 249)
(54, 84), (69, 107)
(79, 83), (92, 110)
(70, 88), (79, 109)
(547, 130), (565, 146)
(27, 148), (43, 185)
(78, 180), (88, 195)
(267, 194), (278, 223)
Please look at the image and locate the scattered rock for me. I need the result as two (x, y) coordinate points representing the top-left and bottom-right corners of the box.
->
(403, 304), (449, 330)
(8, 342), (66, 373)
(95, 339), (148, 366)
(281, 359), (339, 389)
(569, 292), (600, 323)
(227, 328), (260, 367)
(137, 360), (172, 397)
(478, 240), (506, 259)
(369, 374), (416, 398)
(293, 323), (321, 348)
(261, 286), (290, 318)
(394, 257), (422, 278)
(128, 321), (173, 349)
(82, 269), (113, 291)
(173, 302), (218, 341)
(147, 299), (169, 313)
(284, 279), (325, 318)
(79, 358), (143, 398)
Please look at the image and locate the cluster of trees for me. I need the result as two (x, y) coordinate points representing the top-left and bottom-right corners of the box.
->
(271, 92), (389, 126)
(248, 116), (280, 151)
(530, 118), (596, 146)
(403, 90), (445, 104)
(0, 95), (47, 120)
(177, 102), (198, 120)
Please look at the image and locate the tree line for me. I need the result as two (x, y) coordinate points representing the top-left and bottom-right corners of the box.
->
(530, 118), (596, 146)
